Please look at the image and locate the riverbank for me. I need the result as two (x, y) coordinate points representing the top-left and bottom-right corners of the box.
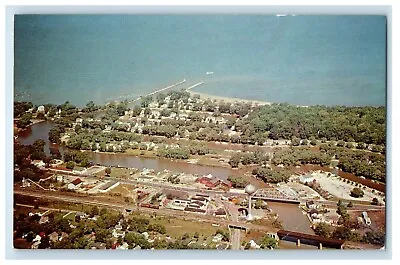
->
(14, 119), (46, 135)
(188, 90), (271, 105)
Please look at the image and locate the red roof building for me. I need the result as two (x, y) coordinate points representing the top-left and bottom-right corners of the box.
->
(70, 178), (83, 186)
(195, 174), (232, 190)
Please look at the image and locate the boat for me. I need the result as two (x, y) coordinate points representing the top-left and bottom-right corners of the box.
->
(206, 72), (214, 75)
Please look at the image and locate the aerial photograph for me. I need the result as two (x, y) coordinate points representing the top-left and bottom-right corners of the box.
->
(13, 14), (386, 251)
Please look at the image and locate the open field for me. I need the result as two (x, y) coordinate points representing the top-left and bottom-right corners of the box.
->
(152, 216), (226, 239)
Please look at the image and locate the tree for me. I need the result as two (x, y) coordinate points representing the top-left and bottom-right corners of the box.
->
(259, 235), (278, 249)
(147, 223), (166, 234)
(65, 161), (75, 170)
(254, 199), (264, 209)
(291, 136), (300, 146)
(345, 142), (354, 149)
(95, 228), (111, 243)
(90, 206), (100, 217)
(310, 137), (317, 146)
(362, 229), (385, 246)
(50, 147), (62, 159)
(229, 154), (241, 168)
(347, 201), (353, 208)
(336, 140), (346, 147)
(371, 197), (379, 205)
(105, 167), (112, 176)
(314, 222), (332, 238)
(350, 187), (364, 198)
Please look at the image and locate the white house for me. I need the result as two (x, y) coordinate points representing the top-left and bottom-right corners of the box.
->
(37, 105), (45, 113)
(112, 223), (125, 238)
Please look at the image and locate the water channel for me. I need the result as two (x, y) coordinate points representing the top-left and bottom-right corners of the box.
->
(18, 121), (315, 234)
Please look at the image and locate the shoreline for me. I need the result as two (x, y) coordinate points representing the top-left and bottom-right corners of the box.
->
(188, 90), (272, 106)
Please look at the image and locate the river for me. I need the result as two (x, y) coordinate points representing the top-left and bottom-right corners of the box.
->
(18, 121), (240, 180)
(267, 202), (314, 234)
(18, 121), (317, 234)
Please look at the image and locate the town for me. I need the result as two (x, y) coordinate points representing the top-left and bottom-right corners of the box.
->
(13, 88), (386, 250)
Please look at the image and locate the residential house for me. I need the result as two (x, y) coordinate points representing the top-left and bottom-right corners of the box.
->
(32, 160), (46, 169)
(39, 215), (49, 224)
(112, 223), (125, 238)
(67, 178), (83, 190)
(91, 242), (107, 249)
(37, 105), (45, 113)
(249, 239), (261, 249)
(48, 232), (59, 243)
(117, 242), (129, 250)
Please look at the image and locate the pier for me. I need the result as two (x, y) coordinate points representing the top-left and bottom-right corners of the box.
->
(185, 81), (204, 92)
(128, 79), (187, 104)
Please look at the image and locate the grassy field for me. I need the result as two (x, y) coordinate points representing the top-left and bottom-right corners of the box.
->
(152, 216), (226, 239)
(108, 184), (137, 202)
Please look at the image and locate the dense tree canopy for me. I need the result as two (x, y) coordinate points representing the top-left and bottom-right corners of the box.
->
(245, 104), (385, 145)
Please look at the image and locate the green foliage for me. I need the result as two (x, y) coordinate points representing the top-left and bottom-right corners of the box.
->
(157, 146), (189, 160)
(254, 199), (266, 209)
(227, 175), (248, 188)
(272, 147), (331, 167)
(336, 140), (345, 147)
(259, 235), (278, 249)
(140, 96), (153, 108)
(229, 153), (241, 168)
(362, 229), (385, 246)
(124, 232), (151, 249)
(215, 229), (230, 242)
(331, 226), (360, 241)
(48, 125), (66, 144)
(314, 222), (332, 238)
(371, 197), (379, 205)
(90, 206), (100, 217)
(65, 161), (75, 170)
(252, 168), (290, 183)
(147, 223), (166, 234)
(14, 101), (33, 118)
(350, 187), (364, 198)
(247, 104), (385, 145)
(16, 113), (32, 128)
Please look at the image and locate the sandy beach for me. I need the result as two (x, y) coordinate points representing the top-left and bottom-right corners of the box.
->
(188, 90), (271, 106)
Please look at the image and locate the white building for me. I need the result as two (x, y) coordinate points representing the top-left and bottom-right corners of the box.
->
(37, 105), (45, 113)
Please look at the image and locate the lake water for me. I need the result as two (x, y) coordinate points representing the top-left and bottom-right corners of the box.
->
(14, 15), (386, 107)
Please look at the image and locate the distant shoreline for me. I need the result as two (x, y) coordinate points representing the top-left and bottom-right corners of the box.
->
(187, 90), (272, 106)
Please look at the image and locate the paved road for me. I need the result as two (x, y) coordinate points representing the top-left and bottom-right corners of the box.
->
(219, 195), (243, 250)
(230, 229), (241, 250)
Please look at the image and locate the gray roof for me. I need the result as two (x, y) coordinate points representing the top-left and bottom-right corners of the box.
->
(99, 180), (119, 190)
